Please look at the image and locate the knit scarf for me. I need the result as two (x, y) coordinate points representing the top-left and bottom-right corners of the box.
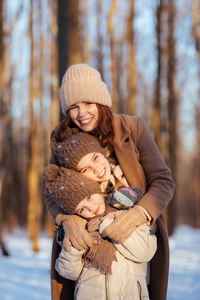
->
(82, 206), (117, 275)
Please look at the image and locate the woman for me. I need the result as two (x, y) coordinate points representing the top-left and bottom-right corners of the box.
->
(44, 63), (175, 300)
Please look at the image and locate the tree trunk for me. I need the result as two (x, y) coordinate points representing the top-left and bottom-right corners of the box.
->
(0, 0), (4, 252)
(166, 0), (177, 235)
(58, 0), (81, 120)
(96, 0), (104, 75)
(68, 0), (81, 66)
(1, 1), (17, 234)
(194, 107), (200, 227)
(28, 0), (41, 252)
(37, 0), (46, 231)
(44, 0), (60, 237)
(108, 0), (120, 114)
(152, 0), (164, 154)
(192, 0), (200, 227)
(193, 0), (200, 62)
(126, 0), (137, 116)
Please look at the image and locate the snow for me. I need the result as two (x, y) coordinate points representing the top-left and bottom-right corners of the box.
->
(0, 225), (200, 300)
(0, 229), (52, 300)
(167, 226), (200, 300)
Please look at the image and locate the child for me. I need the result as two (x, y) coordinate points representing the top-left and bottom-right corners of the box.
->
(50, 130), (147, 198)
(50, 130), (130, 192)
(43, 164), (157, 300)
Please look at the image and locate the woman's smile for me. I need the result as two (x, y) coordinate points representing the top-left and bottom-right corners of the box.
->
(70, 103), (99, 132)
(79, 117), (93, 125)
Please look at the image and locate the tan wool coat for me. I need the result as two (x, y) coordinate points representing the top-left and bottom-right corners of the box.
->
(44, 114), (175, 300)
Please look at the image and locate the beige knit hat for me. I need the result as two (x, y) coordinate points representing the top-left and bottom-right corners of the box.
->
(50, 132), (106, 170)
(59, 63), (112, 115)
(43, 165), (102, 214)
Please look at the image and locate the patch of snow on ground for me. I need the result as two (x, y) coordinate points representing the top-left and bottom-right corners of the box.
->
(167, 225), (200, 300)
(0, 228), (51, 300)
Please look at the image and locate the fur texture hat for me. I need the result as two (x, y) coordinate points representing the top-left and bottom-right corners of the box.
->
(50, 132), (106, 170)
(43, 164), (102, 214)
(59, 63), (112, 115)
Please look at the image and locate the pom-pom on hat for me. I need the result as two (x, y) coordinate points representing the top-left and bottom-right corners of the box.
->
(43, 165), (102, 215)
(59, 63), (112, 115)
(50, 132), (106, 170)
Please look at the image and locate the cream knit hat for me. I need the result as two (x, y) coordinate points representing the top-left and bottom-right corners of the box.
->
(59, 64), (112, 115)
(43, 165), (102, 214)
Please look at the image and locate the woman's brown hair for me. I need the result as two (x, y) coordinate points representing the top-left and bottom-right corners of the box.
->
(91, 104), (114, 147)
(56, 104), (115, 147)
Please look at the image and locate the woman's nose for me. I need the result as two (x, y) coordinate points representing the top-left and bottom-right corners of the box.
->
(78, 106), (86, 117)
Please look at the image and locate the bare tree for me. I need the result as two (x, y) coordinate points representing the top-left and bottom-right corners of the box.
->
(44, 0), (60, 237)
(193, 106), (200, 227)
(58, 0), (81, 120)
(95, 0), (104, 74)
(152, 0), (165, 154)
(192, 0), (200, 228)
(108, 0), (120, 113)
(68, 0), (81, 65)
(192, 0), (200, 62)
(126, 0), (137, 116)
(0, 0), (9, 256)
(166, 0), (177, 235)
(28, 0), (42, 252)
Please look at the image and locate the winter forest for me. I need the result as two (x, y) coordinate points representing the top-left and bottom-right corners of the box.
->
(0, 0), (200, 266)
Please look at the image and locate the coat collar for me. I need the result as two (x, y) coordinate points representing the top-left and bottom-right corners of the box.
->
(113, 114), (131, 143)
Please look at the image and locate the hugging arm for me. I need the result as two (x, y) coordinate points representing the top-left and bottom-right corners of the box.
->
(100, 205), (147, 243)
(126, 116), (175, 222)
(99, 218), (157, 262)
(104, 116), (175, 243)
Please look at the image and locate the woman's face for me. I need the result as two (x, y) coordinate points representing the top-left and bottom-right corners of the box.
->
(75, 193), (106, 219)
(75, 152), (111, 182)
(69, 102), (99, 132)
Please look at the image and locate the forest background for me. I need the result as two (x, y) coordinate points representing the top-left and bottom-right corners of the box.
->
(0, 0), (200, 253)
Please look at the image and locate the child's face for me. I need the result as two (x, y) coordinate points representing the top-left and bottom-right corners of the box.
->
(75, 152), (111, 182)
(75, 194), (106, 219)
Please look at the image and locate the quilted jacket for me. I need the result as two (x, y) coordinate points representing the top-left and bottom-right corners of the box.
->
(55, 223), (157, 300)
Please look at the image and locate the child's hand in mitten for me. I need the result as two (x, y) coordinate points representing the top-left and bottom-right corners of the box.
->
(107, 187), (143, 209)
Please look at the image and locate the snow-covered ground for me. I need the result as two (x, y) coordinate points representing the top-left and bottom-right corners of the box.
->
(0, 225), (200, 300)
(167, 226), (200, 300)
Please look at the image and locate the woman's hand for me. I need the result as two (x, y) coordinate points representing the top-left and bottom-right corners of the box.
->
(86, 211), (123, 232)
(100, 205), (147, 243)
(100, 210), (124, 220)
(60, 215), (99, 251)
